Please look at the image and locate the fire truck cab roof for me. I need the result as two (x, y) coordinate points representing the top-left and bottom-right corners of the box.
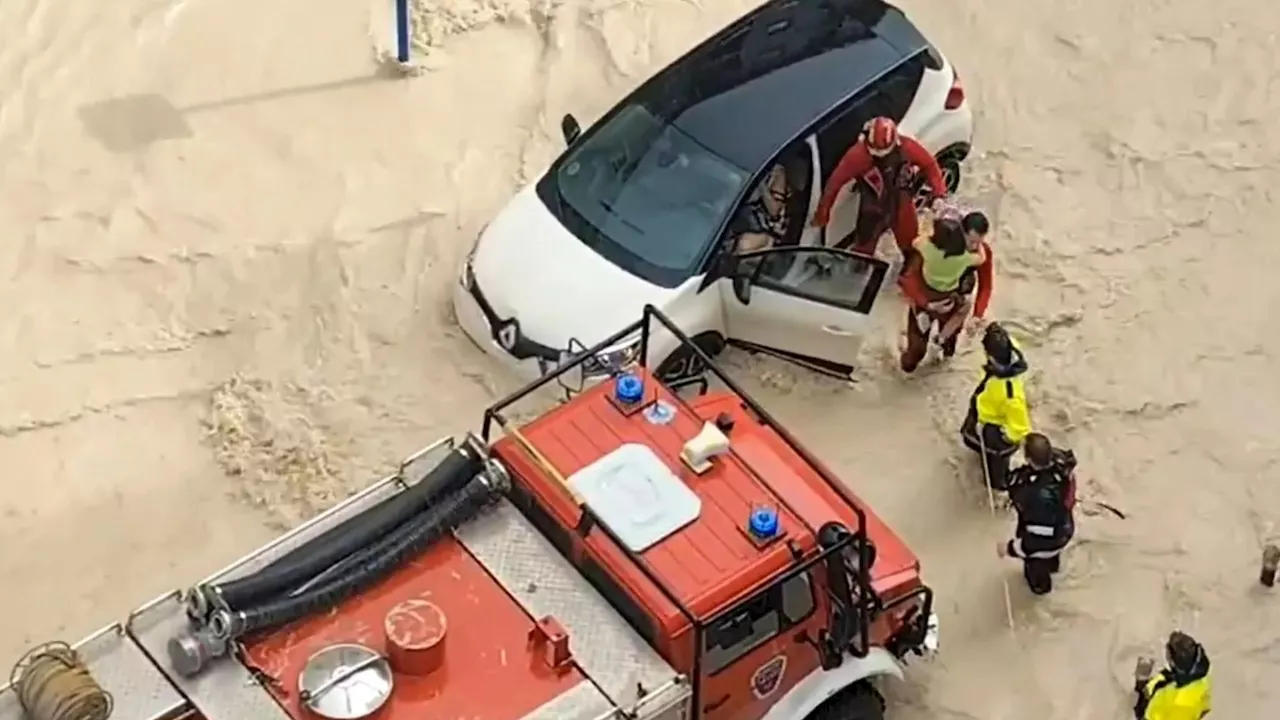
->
(491, 364), (922, 635)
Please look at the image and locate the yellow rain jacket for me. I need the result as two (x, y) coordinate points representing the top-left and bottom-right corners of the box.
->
(1141, 670), (1211, 720)
(973, 341), (1032, 444)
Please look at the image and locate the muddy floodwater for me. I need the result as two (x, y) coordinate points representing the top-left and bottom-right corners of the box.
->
(1, 0), (1277, 716)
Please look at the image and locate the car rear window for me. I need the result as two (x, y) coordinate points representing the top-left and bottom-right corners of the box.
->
(923, 44), (945, 71)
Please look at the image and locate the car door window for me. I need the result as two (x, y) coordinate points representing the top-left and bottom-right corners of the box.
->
(739, 247), (887, 314)
(726, 143), (814, 257)
(814, 53), (928, 186)
(703, 574), (815, 674)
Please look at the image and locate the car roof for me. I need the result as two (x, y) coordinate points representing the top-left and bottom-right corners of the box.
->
(640, 0), (929, 171)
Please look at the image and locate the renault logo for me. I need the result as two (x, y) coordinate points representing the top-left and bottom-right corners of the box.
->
(496, 322), (519, 351)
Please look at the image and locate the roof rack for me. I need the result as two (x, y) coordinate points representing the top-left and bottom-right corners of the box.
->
(479, 306), (877, 661)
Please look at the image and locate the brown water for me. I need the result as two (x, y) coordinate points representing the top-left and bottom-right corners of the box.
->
(1, 0), (1277, 716)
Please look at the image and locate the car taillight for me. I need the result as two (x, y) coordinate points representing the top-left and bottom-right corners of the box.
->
(944, 70), (965, 110)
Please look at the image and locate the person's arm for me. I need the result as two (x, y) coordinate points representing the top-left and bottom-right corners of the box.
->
(1133, 675), (1155, 719)
(898, 254), (931, 308)
(972, 242), (995, 318)
(903, 137), (947, 198)
(813, 143), (871, 226)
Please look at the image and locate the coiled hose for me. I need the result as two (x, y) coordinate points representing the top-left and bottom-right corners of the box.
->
(205, 447), (480, 612)
(10, 642), (112, 720)
(224, 472), (502, 638)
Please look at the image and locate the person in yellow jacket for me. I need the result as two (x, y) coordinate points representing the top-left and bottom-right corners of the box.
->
(1134, 631), (1212, 719)
(960, 322), (1030, 490)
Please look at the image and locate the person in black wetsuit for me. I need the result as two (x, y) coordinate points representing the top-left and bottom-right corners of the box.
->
(997, 433), (1076, 594)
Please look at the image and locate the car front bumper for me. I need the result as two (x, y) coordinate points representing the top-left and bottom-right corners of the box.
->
(451, 273), (545, 381)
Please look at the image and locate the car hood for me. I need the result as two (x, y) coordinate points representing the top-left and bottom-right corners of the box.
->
(471, 185), (677, 350)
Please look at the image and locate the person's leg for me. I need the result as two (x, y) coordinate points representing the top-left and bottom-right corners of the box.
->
(981, 424), (1014, 490)
(891, 195), (919, 258)
(936, 301), (969, 358)
(939, 331), (959, 358)
(960, 406), (981, 453)
(900, 308), (931, 373)
(986, 450), (1012, 491)
(1049, 555), (1062, 573)
(845, 204), (885, 255)
(1024, 558), (1053, 594)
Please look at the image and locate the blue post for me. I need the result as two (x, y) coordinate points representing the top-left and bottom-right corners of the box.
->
(395, 0), (410, 64)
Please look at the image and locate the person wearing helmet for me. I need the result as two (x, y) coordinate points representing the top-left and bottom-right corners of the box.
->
(1133, 631), (1212, 719)
(995, 433), (1076, 594)
(810, 116), (948, 261)
(961, 322), (1031, 491)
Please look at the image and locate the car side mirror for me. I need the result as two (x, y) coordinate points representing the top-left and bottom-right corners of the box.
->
(732, 273), (752, 305)
(553, 342), (587, 400)
(560, 114), (581, 145)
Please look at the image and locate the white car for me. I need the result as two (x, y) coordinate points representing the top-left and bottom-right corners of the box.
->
(454, 0), (974, 383)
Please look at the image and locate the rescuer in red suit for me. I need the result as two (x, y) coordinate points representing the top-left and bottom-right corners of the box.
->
(810, 116), (948, 261)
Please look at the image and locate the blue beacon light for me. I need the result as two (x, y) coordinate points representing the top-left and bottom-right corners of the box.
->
(748, 507), (780, 540)
(614, 373), (644, 405)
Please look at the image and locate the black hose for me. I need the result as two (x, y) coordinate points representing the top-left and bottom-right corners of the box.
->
(210, 447), (480, 611)
(230, 473), (500, 637)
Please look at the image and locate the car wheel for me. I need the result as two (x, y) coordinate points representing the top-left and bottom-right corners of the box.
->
(806, 681), (885, 720)
(656, 333), (725, 383)
(913, 148), (967, 210)
(937, 150), (964, 195)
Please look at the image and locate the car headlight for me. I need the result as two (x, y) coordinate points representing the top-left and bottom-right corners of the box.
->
(459, 224), (486, 290)
(582, 339), (641, 378)
(459, 254), (476, 291)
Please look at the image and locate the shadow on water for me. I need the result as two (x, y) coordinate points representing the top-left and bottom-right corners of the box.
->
(76, 63), (406, 153)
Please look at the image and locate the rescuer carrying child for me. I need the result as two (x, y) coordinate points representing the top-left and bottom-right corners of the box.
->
(897, 207), (995, 372)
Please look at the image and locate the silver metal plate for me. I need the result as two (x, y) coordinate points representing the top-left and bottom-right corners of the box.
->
(0, 626), (185, 720)
(520, 679), (614, 720)
(455, 499), (685, 714)
(298, 644), (393, 720)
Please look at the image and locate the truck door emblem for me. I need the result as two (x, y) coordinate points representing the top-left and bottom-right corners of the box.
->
(750, 655), (787, 699)
(496, 322), (518, 350)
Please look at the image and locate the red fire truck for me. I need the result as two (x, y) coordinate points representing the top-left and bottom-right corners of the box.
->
(2, 307), (937, 720)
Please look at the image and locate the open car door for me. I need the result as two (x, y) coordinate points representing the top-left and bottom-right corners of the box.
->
(719, 247), (889, 376)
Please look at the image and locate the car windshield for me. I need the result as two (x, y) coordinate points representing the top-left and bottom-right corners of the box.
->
(544, 104), (751, 287)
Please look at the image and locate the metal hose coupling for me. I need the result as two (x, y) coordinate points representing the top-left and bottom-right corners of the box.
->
(184, 584), (214, 623)
(167, 608), (240, 678)
(480, 456), (511, 494)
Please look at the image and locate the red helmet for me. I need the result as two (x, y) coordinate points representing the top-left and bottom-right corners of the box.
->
(864, 117), (900, 158)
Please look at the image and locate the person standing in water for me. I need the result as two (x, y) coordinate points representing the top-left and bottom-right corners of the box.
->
(957, 210), (996, 337)
(1133, 631), (1212, 719)
(961, 322), (1031, 491)
(995, 433), (1076, 594)
(810, 117), (947, 262)
(897, 208), (995, 372)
